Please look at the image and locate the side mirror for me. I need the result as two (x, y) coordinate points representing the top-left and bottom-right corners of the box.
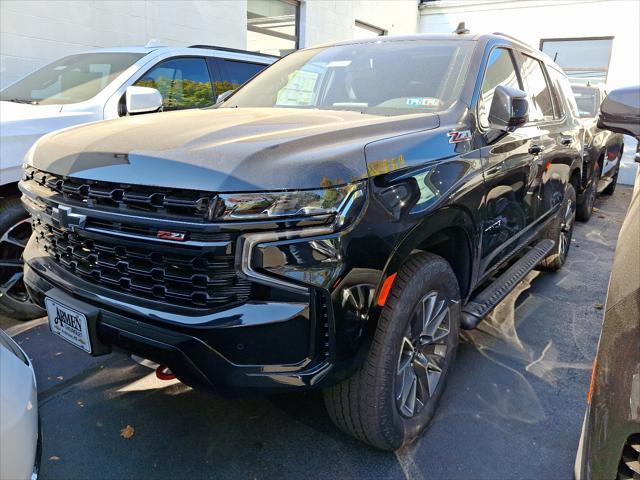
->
(597, 85), (640, 139)
(488, 85), (529, 132)
(125, 86), (163, 115)
(216, 89), (235, 104)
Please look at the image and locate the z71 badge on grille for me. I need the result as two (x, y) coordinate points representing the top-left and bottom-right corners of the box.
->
(157, 231), (186, 241)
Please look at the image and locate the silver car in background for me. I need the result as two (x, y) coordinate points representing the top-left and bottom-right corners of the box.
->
(0, 329), (40, 480)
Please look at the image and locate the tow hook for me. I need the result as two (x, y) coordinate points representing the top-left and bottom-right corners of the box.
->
(155, 364), (176, 381)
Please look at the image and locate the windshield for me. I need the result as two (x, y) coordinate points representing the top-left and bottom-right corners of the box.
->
(223, 40), (474, 115)
(0, 52), (145, 105)
(571, 86), (600, 117)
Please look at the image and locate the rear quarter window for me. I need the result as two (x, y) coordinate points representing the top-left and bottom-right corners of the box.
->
(520, 54), (555, 122)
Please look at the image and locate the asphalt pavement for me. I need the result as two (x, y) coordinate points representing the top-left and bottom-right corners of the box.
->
(5, 186), (633, 480)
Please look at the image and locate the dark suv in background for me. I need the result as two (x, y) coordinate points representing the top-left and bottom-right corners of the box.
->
(19, 33), (583, 450)
(571, 84), (625, 221)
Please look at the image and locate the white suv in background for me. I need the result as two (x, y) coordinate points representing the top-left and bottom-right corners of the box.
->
(0, 43), (275, 320)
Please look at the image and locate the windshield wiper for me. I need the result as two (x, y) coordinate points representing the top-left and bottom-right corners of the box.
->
(1, 98), (39, 105)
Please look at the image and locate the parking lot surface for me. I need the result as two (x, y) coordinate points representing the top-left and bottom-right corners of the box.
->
(4, 186), (633, 480)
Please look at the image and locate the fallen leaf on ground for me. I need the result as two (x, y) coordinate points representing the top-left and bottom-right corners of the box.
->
(120, 425), (135, 439)
(49, 456), (60, 462)
(594, 303), (604, 310)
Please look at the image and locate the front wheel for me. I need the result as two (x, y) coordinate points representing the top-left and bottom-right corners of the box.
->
(0, 197), (44, 321)
(538, 183), (576, 272)
(323, 253), (460, 450)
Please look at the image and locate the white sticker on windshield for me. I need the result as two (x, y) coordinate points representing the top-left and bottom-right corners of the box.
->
(327, 60), (352, 68)
(406, 97), (440, 107)
(276, 70), (319, 106)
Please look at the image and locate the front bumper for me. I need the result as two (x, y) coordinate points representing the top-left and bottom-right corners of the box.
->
(23, 241), (337, 394)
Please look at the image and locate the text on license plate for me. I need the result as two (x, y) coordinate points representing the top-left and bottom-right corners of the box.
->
(45, 297), (92, 354)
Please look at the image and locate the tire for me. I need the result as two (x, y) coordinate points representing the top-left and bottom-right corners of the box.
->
(576, 162), (600, 222)
(323, 252), (460, 450)
(538, 183), (576, 272)
(0, 196), (44, 321)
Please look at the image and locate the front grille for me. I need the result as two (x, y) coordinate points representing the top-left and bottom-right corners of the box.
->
(24, 167), (221, 220)
(618, 434), (640, 480)
(30, 216), (251, 310)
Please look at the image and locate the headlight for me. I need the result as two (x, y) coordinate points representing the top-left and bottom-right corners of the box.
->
(219, 182), (365, 223)
(238, 182), (366, 292)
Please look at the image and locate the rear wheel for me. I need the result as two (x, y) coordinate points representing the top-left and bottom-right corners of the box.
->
(0, 197), (44, 321)
(576, 162), (600, 222)
(323, 253), (460, 450)
(538, 184), (576, 272)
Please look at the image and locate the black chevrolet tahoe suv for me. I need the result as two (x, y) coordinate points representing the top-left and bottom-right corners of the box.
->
(19, 33), (583, 450)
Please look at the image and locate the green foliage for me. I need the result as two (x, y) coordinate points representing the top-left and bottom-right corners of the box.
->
(136, 77), (214, 109)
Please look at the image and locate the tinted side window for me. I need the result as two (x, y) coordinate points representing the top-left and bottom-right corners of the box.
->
(552, 67), (580, 119)
(520, 55), (555, 122)
(546, 66), (567, 118)
(217, 60), (266, 96)
(478, 48), (521, 128)
(135, 57), (214, 110)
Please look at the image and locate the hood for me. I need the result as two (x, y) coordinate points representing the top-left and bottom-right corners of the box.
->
(0, 100), (63, 120)
(1, 101), (98, 184)
(29, 108), (439, 192)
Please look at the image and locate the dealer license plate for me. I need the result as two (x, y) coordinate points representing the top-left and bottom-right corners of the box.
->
(45, 297), (92, 354)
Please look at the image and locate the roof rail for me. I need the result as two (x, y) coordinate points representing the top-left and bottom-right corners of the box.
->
(188, 45), (279, 59)
(492, 32), (531, 49)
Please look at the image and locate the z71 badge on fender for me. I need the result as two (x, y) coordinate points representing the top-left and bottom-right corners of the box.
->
(447, 130), (472, 143)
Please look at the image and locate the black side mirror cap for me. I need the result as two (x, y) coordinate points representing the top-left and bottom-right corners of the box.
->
(488, 85), (529, 132)
(597, 85), (640, 139)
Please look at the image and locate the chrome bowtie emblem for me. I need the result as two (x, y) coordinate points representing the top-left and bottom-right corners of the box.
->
(52, 205), (86, 230)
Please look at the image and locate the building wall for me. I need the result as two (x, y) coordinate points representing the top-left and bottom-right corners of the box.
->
(0, 0), (418, 89)
(301, 0), (419, 47)
(419, 0), (640, 90)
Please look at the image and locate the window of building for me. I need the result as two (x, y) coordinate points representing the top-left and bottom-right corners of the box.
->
(478, 48), (521, 128)
(247, 0), (299, 57)
(540, 37), (613, 85)
(134, 57), (214, 110)
(520, 55), (555, 122)
(354, 20), (387, 39)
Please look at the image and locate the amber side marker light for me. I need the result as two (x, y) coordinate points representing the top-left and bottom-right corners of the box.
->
(377, 273), (397, 306)
(587, 357), (597, 404)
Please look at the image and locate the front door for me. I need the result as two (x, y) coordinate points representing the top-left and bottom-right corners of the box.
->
(476, 47), (541, 276)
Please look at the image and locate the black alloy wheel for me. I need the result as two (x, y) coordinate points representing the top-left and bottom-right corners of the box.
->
(323, 253), (460, 450)
(395, 290), (451, 418)
(0, 197), (44, 320)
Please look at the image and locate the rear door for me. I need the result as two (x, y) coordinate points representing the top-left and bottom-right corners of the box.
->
(518, 53), (576, 220)
(477, 47), (542, 276)
(209, 58), (268, 99)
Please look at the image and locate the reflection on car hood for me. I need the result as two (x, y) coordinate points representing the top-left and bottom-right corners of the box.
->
(0, 100), (63, 120)
(29, 107), (439, 192)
